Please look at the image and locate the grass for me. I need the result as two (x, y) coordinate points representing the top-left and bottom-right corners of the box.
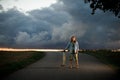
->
(81, 50), (120, 70)
(82, 50), (120, 79)
(0, 51), (45, 79)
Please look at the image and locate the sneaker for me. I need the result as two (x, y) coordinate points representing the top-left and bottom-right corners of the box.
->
(61, 64), (65, 67)
(76, 65), (79, 69)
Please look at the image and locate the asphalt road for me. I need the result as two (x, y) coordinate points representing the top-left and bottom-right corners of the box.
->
(3, 53), (118, 80)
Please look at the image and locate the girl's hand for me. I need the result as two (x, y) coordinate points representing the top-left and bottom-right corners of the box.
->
(64, 50), (66, 52)
(75, 50), (79, 54)
(64, 49), (69, 52)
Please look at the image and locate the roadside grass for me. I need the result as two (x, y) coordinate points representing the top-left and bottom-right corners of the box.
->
(0, 51), (45, 79)
(81, 50), (120, 70)
(82, 50), (120, 79)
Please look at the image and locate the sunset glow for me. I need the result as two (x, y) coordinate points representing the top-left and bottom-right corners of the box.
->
(0, 48), (64, 52)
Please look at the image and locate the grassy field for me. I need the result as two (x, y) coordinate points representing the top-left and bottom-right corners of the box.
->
(82, 50), (120, 70)
(0, 51), (45, 79)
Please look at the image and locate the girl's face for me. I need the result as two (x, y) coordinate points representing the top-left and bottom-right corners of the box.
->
(72, 37), (76, 42)
(71, 36), (76, 42)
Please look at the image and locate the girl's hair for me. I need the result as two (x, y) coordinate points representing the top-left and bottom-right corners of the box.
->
(71, 36), (77, 42)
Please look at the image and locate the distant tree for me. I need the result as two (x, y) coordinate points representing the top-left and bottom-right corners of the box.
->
(84, 0), (120, 18)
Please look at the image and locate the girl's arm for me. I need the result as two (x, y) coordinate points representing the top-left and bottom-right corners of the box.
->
(77, 41), (79, 50)
(65, 42), (70, 51)
(75, 41), (79, 53)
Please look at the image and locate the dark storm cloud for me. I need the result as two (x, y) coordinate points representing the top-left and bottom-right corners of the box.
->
(58, 0), (120, 49)
(28, 8), (70, 27)
(0, 5), (3, 10)
(0, 0), (120, 49)
(0, 8), (27, 47)
(0, 6), (71, 48)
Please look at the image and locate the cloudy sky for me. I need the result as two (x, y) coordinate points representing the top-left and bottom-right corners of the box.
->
(0, 0), (120, 49)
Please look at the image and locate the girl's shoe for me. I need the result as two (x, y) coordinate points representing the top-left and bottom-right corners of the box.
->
(70, 66), (72, 69)
(76, 65), (79, 69)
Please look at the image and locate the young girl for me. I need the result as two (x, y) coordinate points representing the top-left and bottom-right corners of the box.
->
(65, 36), (79, 68)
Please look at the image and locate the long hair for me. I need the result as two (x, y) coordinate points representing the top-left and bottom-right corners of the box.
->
(70, 36), (77, 43)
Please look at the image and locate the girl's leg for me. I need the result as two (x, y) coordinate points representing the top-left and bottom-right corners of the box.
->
(70, 59), (72, 69)
(61, 52), (66, 67)
(69, 54), (73, 69)
(75, 53), (79, 68)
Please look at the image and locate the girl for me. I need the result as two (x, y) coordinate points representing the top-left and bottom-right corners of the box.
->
(65, 36), (79, 69)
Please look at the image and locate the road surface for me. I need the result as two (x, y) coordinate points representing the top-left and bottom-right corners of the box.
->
(3, 53), (117, 80)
